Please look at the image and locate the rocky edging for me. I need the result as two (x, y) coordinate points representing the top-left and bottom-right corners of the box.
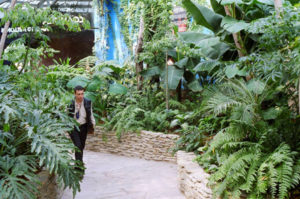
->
(85, 127), (179, 163)
(177, 151), (213, 199)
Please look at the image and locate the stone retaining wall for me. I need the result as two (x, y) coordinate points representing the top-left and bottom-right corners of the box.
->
(177, 151), (212, 199)
(37, 170), (62, 199)
(85, 127), (179, 163)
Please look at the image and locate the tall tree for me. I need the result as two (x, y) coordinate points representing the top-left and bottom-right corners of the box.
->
(135, 17), (144, 90)
(0, 0), (17, 60)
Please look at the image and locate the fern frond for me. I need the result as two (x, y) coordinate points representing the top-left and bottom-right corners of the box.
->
(291, 160), (300, 188)
(239, 159), (260, 193)
(210, 124), (247, 151)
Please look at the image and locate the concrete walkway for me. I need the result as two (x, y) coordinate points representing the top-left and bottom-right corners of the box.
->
(61, 151), (185, 199)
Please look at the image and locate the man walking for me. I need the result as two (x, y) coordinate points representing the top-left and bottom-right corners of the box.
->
(68, 85), (95, 174)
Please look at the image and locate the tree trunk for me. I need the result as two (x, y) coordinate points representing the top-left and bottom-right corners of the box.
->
(224, 5), (245, 57)
(135, 17), (144, 90)
(165, 53), (169, 110)
(0, 0), (17, 60)
(274, 0), (283, 17)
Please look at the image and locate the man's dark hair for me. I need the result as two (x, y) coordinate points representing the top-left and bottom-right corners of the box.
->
(74, 85), (85, 93)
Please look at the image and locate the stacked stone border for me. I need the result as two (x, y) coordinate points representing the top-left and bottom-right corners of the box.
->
(85, 127), (179, 162)
(177, 151), (212, 199)
(37, 170), (62, 199)
(85, 127), (213, 199)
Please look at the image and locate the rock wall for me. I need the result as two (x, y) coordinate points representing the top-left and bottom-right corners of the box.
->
(177, 151), (212, 199)
(85, 127), (179, 163)
(37, 170), (62, 199)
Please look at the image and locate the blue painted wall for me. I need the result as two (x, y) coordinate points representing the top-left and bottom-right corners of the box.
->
(93, 0), (129, 65)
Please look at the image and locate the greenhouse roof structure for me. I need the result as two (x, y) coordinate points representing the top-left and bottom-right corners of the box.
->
(0, 0), (93, 18)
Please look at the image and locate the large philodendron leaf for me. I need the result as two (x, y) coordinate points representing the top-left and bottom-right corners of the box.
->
(194, 60), (220, 72)
(162, 65), (184, 90)
(140, 66), (161, 78)
(179, 32), (230, 59)
(84, 91), (97, 102)
(217, 0), (243, 5)
(183, 0), (223, 33)
(221, 16), (249, 33)
(67, 76), (90, 88)
(209, 41), (231, 59)
(187, 79), (203, 92)
(195, 37), (231, 59)
(86, 77), (103, 92)
(108, 83), (128, 95)
(175, 57), (189, 68)
(210, 0), (226, 16)
(178, 32), (212, 45)
(168, 66), (184, 90)
(225, 64), (239, 78)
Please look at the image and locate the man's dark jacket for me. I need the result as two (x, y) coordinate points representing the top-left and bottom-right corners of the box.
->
(68, 97), (94, 133)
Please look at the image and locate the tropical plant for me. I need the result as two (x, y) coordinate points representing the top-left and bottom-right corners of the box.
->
(173, 116), (225, 152)
(0, 67), (82, 199)
(0, 4), (90, 198)
(197, 79), (300, 199)
(0, 3), (90, 72)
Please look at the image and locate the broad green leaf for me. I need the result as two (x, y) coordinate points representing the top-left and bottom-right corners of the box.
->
(197, 37), (220, 48)
(140, 66), (161, 78)
(221, 16), (249, 33)
(178, 32), (212, 45)
(170, 119), (180, 128)
(175, 57), (189, 68)
(210, 42), (231, 59)
(210, 0), (226, 16)
(217, 0), (243, 5)
(67, 76), (89, 89)
(237, 68), (248, 76)
(194, 60), (220, 72)
(195, 37), (230, 59)
(87, 78), (103, 92)
(167, 49), (177, 58)
(108, 83), (128, 95)
(187, 79), (203, 92)
(183, 0), (223, 32)
(257, 0), (274, 5)
(225, 65), (239, 78)
(247, 79), (266, 94)
(167, 65), (184, 90)
(84, 91), (97, 102)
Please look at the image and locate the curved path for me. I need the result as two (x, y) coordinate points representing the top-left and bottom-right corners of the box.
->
(61, 151), (185, 199)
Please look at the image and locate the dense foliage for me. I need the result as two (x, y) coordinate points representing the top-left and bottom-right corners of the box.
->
(115, 0), (300, 198)
(180, 0), (300, 198)
(1, 0), (300, 198)
(0, 4), (90, 198)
